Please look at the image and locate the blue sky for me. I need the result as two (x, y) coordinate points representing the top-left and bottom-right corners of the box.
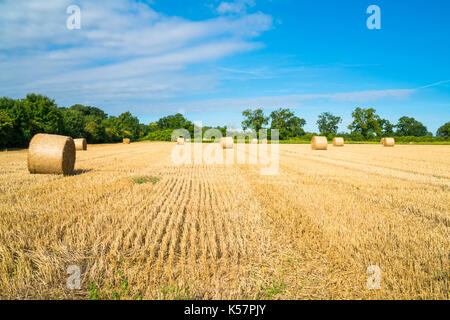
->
(0, 0), (449, 133)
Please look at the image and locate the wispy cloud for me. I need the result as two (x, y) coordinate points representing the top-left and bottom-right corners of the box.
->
(0, 1), (424, 118)
(418, 80), (450, 89)
(0, 0), (272, 108)
(330, 89), (414, 102)
(217, 0), (256, 14)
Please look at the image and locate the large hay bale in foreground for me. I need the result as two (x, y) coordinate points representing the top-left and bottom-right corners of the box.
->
(251, 138), (258, 144)
(74, 138), (87, 151)
(221, 137), (234, 149)
(177, 137), (185, 145)
(28, 134), (76, 175)
(332, 137), (344, 147)
(383, 137), (395, 147)
(311, 136), (328, 150)
(123, 138), (130, 144)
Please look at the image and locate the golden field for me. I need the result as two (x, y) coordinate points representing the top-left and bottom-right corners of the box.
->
(0, 142), (448, 299)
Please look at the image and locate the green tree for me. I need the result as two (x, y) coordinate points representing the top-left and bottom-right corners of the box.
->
(241, 109), (269, 134)
(23, 94), (64, 136)
(1, 98), (30, 147)
(378, 118), (395, 136)
(270, 108), (306, 140)
(157, 113), (192, 130)
(0, 109), (15, 148)
(395, 116), (428, 137)
(2, 94), (65, 146)
(436, 121), (450, 137)
(0, 94), (155, 146)
(348, 107), (381, 140)
(316, 112), (341, 137)
(61, 108), (86, 138)
(84, 121), (105, 143)
(0, 97), (15, 110)
(70, 104), (107, 120)
(0, 97), (18, 147)
(117, 112), (140, 139)
(138, 123), (150, 139)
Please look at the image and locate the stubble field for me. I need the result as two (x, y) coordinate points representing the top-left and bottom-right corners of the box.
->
(0, 142), (448, 299)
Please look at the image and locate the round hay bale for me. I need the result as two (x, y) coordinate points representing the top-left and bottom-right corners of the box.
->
(380, 138), (385, 145)
(28, 133), (76, 175)
(261, 139), (268, 144)
(251, 138), (258, 144)
(74, 138), (87, 151)
(311, 136), (328, 150)
(220, 137), (234, 149)
(332, 137), (344, 147)
(123, 138), (131, 144)
(177, 137), (185, 145)
(383, 137), (395, 147)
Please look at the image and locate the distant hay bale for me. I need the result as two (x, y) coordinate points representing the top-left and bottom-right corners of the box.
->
(123, 138), (130, 144)
(220, 137), (234, 149)
(383, 137), (395, 147)
(28, 133), (76, 175)
(251, 138), (258, 144)
(311, 136), (328, 150)
(332, 137), (344, 147)
(380, 138), (385, 145)
(74, 138), (87, 151)
(261, 139), (268, 144)
(177, 137), (185, 145)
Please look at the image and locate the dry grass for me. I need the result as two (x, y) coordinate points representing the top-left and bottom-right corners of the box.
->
(0, 142), (448, 299)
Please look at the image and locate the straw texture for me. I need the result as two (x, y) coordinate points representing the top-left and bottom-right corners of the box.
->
(383, 137), (395, 147)
(74, 138), (87, 151)
(332, 137), (345, 147)
(28, 133), (76, 175)
(311, 136), (328, 150)
(221, 137), (234, 149)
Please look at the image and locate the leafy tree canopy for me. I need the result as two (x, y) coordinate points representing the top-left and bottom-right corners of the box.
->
(395, 116), (428, 137)
(436, 121), (450, 137)
(241, 108), (269, 133)
(317, 112), (342, 137)
(378, 118), (395, 136)
(70, 104), (107, 120)
(157, 113), (192, 130)
(348, 107), (381, 139)
(270, 108), (306, 140)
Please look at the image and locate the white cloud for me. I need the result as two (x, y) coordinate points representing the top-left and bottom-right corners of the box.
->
(0, 0), (272, 109)
(217, 0), (256, 14)
(0, 1), (416, 118)
(330, 89), (414, 102)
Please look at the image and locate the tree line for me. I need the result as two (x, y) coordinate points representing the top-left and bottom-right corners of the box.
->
(241, 107), (449, 141)
(0, 94), (225, 148)
(0, 93), (449, 148)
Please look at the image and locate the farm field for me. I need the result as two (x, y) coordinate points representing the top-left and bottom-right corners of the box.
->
(0, 142), (448, 299)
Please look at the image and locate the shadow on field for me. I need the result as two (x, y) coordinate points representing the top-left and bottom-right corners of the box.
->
(68, 169), (93, 176)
